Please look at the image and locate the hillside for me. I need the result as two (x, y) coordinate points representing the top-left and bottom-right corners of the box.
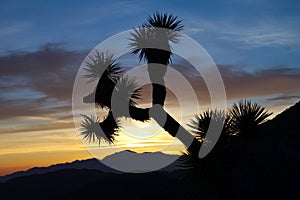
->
(263, 101), (300, 159)
(231, 101), (300, 199)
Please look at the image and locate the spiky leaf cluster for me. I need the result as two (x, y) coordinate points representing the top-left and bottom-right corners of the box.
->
(80, 113), (119, 145)
(230, 100), (272, 136)
(82, 51), (123, 83)
(115, 76), (141, 105)
(180, 100), (272, 173)
(188, 110), (231, 142)
(80, 50), (143, 145)
(143, 12), (184, 31)
(129, 12), (183, 63)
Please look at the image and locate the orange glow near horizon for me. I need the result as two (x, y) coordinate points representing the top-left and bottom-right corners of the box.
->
(0, 102), (293, 176)
(0, 121), (186, 176)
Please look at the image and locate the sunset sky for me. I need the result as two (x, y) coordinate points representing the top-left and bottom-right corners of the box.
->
(1, 0), (300, 176)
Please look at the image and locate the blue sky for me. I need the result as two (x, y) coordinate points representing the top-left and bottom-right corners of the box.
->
(0, 0), (300, 175)
(1, 0), (300, 68)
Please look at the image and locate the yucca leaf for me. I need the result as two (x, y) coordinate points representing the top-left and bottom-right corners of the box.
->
(82, 50), (123, 83)
(79, 113), (119, 145)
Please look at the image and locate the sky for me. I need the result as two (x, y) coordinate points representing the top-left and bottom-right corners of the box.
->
(0, 0), (300, 175)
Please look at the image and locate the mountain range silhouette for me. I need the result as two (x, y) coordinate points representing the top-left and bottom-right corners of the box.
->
(0, 150), (181, 183)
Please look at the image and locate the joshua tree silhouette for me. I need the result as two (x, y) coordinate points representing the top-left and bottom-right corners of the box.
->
(81, 12), (202, 153)
(129, 12), (183, 106)
(184, 101), (271, 161)
(77, 12), (280, 200)
(230, 100), (272, 137)
(179, 101), (272, 199)
(81, 51), (149, 144)
(79, 14), (273, 198)
(79, 13), (272, 164)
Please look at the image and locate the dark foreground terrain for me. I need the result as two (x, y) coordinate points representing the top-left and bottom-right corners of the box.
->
(0, 169), (202, 200)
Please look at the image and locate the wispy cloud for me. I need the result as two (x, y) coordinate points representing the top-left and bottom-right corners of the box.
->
(0, 44), (86, 123)
(0, 21), (31, 37)
(184, 16), (300, 49)
(219, 65), (300, 99)
(172, 60), (300, 103)
(220, 30), (300, 49)
(266, 95), (300, 101)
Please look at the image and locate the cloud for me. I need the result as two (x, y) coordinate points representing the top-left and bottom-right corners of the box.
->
(266, 95), (300, 101)
(0, 43), (84, 77)
(184, 16), (300, 49)
(0, 22), (31, 37)
(0, 44), (299, 131)
(219, 65), (300, 99)
(0, 97), (71, 121)
(170, 60), (300, 103)
(0, 44), (86, 121)
(0, 44), (86, 100)
(220, 31), (300, 49)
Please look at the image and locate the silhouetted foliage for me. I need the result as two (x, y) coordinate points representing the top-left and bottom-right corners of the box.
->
(143, 12), (184, 31)
(83, 51), (123, 83)
(82, 51), (123, 109)
(114, 75), (142, 107)
(129, 13), (183, 64)
(129, 13), (183, 106)
(80, 113), (119, 145)
(80, 115), (101, 144)
(180, 110), (232, 173)
(80, 49), (147, 145)
(98, 111), (120, 143)
(178, 100), (273, 200)
(187, 110), (232, 142)
(180, 101), (271, 169)
(230, 100), (272, 137)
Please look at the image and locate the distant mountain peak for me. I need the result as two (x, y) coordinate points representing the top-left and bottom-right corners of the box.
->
(0, 151), (181, 183)
(124, 149), (137, 153)
(101, 150), (179, 173)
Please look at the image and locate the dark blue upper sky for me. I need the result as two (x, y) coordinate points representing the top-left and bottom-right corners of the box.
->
(1, 0), (300, 70)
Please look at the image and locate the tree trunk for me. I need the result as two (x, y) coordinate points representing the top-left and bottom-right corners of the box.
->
(128, 104), (201, 152)
(149, 105), (201, 152)
(147, 62), (167, 106)
(146, 52), (202, 153)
